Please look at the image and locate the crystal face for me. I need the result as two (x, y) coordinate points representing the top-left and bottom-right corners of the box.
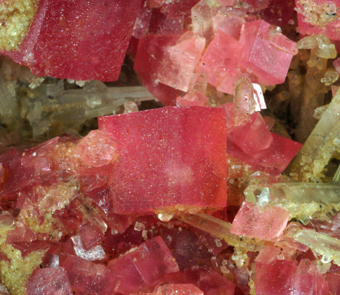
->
(0, 0), (340, 294)
(1, 0), (143, 81)
(99, 106), (227, 215)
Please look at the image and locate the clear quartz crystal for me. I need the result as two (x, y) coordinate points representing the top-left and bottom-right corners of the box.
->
(124, 101), (139, 113)
(297, 35), (336, 71)
(290, 88), (340, 181)
(24, 82), (155, 137)
(233, 77), (256, 126)
(71, 235), (106, 261)
(245, 182), (340, 223)
(321, 69), (339, 86)
(293, 230), (340, 266)
(157, 212), (174, 222)
(181, 213), (264, 251)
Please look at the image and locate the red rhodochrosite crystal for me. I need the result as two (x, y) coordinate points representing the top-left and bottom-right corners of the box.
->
(239, 20), (296, 85)
(99, 106), (227, 215)
(107, 236), (179, 294)
(325, 273), (340, 295)
(263, 0), (296, 27)
(255, 259), (298, 294)
(63, 255), (108, 294)
(3, 0), (142, 81)
(198, 29), (245, 94)
(228, 112), (273, 154)
(134, 31), (206, 104)
(227, 132), (303, 176)
(26, 267), (73, 295)
(134, 34), (182, 105)
(230, 201), (290, 240)
(162, 267), (236, 295)
(255, 258), (330, 294)
(6, 221), (36, 244)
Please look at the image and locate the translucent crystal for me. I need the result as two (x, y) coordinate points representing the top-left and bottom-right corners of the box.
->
(23, 82), (155, 137)
(294, 230), (340, 266)
(245, 182), (340, 223)
(191, 0), (214, 42)
(62, 255), (108, 294)
(124, 101), (139, 113)
(157, 32), (206, 92)
(26, 268), (73, 295)
(296, 36), (318, 50)
(230, 201), (290, 241)
(297, 35), (336, 72)
(233, 77), (256, 126)
(290, 88), (340, 181)
(71, 235), (106, 261)
(99, 106), (227, 214)
(313, 104), (329, 120)
(180, 213), (264, 252)
(321, 69), (339, 86)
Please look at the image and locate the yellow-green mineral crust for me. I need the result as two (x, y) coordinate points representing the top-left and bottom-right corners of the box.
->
(0, 0), (39, 51)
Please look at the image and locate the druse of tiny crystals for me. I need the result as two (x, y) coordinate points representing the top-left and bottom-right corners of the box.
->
(1, 0), (340, 294)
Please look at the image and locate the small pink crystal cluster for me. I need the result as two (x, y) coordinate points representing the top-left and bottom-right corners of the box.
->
(134, 2), (297, 105)
(1, 0), (340, 295)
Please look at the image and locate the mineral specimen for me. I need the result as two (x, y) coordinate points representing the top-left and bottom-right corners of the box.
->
(1, 0), (340, 294)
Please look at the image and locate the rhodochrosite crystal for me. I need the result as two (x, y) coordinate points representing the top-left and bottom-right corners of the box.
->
(0, 0), (142, 81)
(26, 267), (72, 295)
(239, 20), (296, 85)
(227, 132), (302, 176)
(107, 236), (179, 294)
(255, 258), (330, 294)
(230, 201), (290, 240)
(99, 106), (227, 215)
